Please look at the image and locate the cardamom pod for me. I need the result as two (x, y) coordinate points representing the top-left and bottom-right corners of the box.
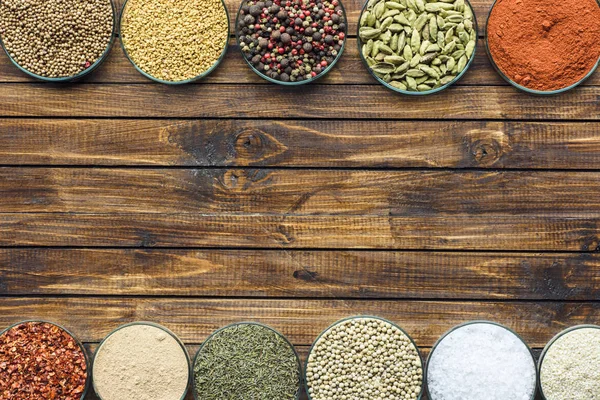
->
(443, 40), (456, 54)
(440, 75), (456, 85)
(410, 53), (421, 67)
(390, 33), (399, 51)
(382, 9), (400, 20)
(422, 24), (430, 41)
(379, 43), (394, 54)
(372, 40), (380, 57)
(406, 68), (426, 77)
(395, 61), (410, 73)
(415, 0), (426, 12)
(394, 13), (411, 25)
(446, 14), (463, 23)
(371, 62), (396, 74)
(390, 80), (408, 90)
(406, 76), (417, 90)
(366, 56), (377, 67)
(457, 54), (467, 73)
(463, 19), (473, 31)
(454, 0), (465, 11)
(413, 13), (429, 31)
(362, 40), (374, 59)
(410, 28), (421, 52)
(406, 0), (417, 11)
(403, 44), (413, 60)
(406, 9), (417, 22)
(444, 27), (455, 44)
(415, 75), (429, 84)
(446, 56), (455, 70)
(375, 52), (386, 61)
(419, 40), (431, 55)
(360, 11), (372, 27)
(374, 1), (386, 18)
(360, 27), (382, 41)
(465, 40), (475, 58)
(386, 1), (407, 9)
(419, 64), (440, 78)
(388, 23), (404, 33)
(420, 52), (437, 64)
(417, 83), (432, 91)
(398, 31), (406, 50)
(384, 55), (406, 64)
(437, 31), (445, 48)
(429, 15), (438, 37)
(437, 15), (445, 29)
(451, 49), (465, 60)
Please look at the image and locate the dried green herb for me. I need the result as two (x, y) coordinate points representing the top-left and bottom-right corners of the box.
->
(193, 323), (300, 400)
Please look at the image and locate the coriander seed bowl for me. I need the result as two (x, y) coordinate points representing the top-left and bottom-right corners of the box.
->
(425, 320), (538, 400)
(305, 315), (424, 400)
(538, 324), (600, 400)
(192, 322), (302, 400)
(235, 0), (348, 85)
(357, 0), (478, 95)
(119, 0), (230, 85)
(92, 321), (191, 400)
(485, 0), (600, 95)
(0, 0), (116, 82)
(0, 320), (91, 400)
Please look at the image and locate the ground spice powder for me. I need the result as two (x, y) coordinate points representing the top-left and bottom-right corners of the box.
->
(487, 0), (600, 91)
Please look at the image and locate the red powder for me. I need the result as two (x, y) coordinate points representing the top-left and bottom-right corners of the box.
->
(487, 0), (600, 91)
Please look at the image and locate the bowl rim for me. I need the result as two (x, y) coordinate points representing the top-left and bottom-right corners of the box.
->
(191, 321), (302, 400)
(0, 0), (116, 82)
(119, 0), (230, 85)
(234, 0), (348, 85)
(356, 0), (479, 95)
(0, 320), (92, 400)
(304, 315), (425, 400)
(91, 321), (192, 400)
(537, 324), (600, 400)
(424, 320), (538, 400)
(484, 0), (600, 95)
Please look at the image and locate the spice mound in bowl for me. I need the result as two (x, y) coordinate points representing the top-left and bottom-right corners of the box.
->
(426, 321), (537, 400)
(120, 0), (229, 83)
(358, 0), (477, 94)
(236, 0), (347, 84)
(0, 0), (114, 80)
(539, 326), (600, 400)
(305, 316), (423, 400)
(0, 321), (89, 400)
(486, 0), (600, 93)
(92, 323), (190, 400)
(193, 323), (301, 399)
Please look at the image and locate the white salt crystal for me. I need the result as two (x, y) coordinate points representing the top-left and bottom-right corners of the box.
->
(427, 322), (537, 400)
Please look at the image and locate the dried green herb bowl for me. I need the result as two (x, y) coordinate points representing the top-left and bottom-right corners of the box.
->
(425, 320), (538, 400)
(537, 324), (600, 400)
(192, 321), (302, 400)
(484, 0), (600, 95)
(357, 0), (478, 95)
(0, 1), (116, 82)
(305, 315), (425, 400)
(119, 0), (230, 85)
(92, 321), (191, 400)
(0, 320), (91, 400)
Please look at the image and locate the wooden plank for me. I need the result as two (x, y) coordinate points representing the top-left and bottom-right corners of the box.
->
(0, 84), (597, 119)
(2, 39), (596, 87)
(2, 249), (599, 300)
(2, 168), (600, 215)
(1, 120), (600, 169)
(0, 297), (595, 346)
(2, 213), (600, 250)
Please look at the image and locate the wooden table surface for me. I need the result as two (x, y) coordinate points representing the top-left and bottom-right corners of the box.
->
(0, 0), (599, 398)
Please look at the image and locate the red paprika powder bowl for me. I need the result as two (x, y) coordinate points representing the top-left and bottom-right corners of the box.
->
(0, 320), (91, 400)
(485, 0), (600, 95)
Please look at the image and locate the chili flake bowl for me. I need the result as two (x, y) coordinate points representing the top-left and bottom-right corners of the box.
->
(0, 320), (91, 400)
(192, 321), (302, 400)
(235, 0), (348, 85)
(305, 315), (425, 400)
(357, 0), (478, 95)
(484, 0), (600, 95)
(0, 0), (116, 82)
(119, 0), (230, 85)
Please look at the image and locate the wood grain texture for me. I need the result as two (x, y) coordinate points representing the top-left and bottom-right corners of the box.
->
(2, 119), (600, 168)
(1, 249), (598, 300)
(1, 39), (597, 86)
(2, 213), (600, 251)
(0, 84), (598, 119)
(2, 168), (600, 215)
(0, 297), (594, 346)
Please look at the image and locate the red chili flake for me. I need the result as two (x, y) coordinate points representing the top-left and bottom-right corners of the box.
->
(0, 322), (88, 400)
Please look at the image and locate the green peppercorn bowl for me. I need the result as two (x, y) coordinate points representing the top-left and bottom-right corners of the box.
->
(484, 0), (600, 95)
(0, 0), (116, 82)
(537, 324), (600, 400)
(235, 0), (348, 85)
(91, 321), (192, 400)
(357, 0), (478, 95)
(118, 0), (230, 85)
(425, 320), (538, 400)
(0, 320), (92, 400)
(192, 321), (302, 400)
(305, 315), (425, 400)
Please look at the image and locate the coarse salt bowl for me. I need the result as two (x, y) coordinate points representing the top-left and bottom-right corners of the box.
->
(235, 0), (348, 85)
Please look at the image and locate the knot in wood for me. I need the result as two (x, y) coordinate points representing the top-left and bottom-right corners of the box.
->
(234, 129), (267, 160)
(470, 138), (503, 166)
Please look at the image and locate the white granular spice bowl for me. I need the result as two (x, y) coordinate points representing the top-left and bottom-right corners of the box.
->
(92, 322), (191, 400)
(426, 321), (537, 400)
(539, 325), (600, 400)
(305, 315), (424, 400)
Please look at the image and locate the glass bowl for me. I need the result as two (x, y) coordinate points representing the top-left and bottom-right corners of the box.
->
(0, 0), (116, 82)
(119, 0), (230, 85)
(0, 320), (91, 400)
(235, 0), (348, 85)
(485, 0), (600, 95)
(92, 321), (191, 400)
(305, 315), (424, 400)
(425, 320), (538, 400)
(357, 0), (478, 95)
(538, 324), (600, 400)
(192, 321), (302, 400)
